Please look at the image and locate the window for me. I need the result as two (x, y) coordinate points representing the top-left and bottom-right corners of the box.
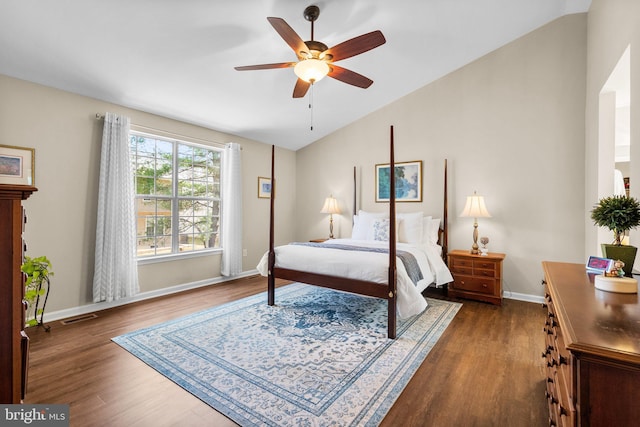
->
(129, 132), (222, 258)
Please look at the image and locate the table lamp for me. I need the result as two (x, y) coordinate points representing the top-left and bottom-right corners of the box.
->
(320, 196), (341, 239)
(459, 191), (491, 254)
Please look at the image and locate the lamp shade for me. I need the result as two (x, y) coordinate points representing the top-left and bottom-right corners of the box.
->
(459, 191), (491, 218)
(320, 196), (341, 214)
(294, 59), (330, 83)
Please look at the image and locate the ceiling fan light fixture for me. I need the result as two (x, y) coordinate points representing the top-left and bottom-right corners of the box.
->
(294, 59), (330, 83)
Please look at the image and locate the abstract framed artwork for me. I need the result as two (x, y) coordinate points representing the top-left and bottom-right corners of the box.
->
(0, 144), (35, 186)
(258, 176), (272, 199)
(375, 160), (422, 202)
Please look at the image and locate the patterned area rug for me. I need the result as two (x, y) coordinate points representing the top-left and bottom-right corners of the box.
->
(112, 283), (461, 426)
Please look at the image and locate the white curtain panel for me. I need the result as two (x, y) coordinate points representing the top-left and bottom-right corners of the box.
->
(93, 112), (139, 302)
(221, 142), (243, 276)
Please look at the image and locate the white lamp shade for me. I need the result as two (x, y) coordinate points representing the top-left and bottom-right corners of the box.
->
(320, 196), (341, 214)
(294, 59), (330, 83)
(460, 192), (491, 218)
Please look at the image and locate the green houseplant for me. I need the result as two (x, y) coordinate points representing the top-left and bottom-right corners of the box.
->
(21, 255), (53, 330)
(591, 195), (640, 276)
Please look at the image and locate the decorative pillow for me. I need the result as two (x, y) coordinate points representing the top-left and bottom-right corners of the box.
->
(397, 212), (424, 244)
(372, 218), (391, 241)
(371, 218), (403, 241)
(355, 210), (387, 240)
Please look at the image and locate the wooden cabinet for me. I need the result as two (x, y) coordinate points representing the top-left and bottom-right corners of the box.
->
(542, 261), (640, 427)
(0, 184), (36, 403)
(447, 250), (505, 305)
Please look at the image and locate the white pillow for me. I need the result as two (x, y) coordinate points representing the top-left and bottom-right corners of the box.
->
(397, 212), (424, 244)
(422, 216), (433, 244)
(351, 215), (365, 239)
(429, 218), (441, 245)
(354, 210), (387, 240)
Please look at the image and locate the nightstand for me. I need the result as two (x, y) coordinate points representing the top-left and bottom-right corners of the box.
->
(309, 238), (328, 243)
(447, 249), (505, 305)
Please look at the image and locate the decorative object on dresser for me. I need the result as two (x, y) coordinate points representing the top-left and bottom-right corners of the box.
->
(459, 191), (491, 254)
(0, 144), (35, 186)
(448, 249), (504, 305)
(0, 184), (37, 403)
(320, 195), (340, 239)
(479, 236), (489, 256)
(590, 194), (640, 276)
(541, 261), (640, 426)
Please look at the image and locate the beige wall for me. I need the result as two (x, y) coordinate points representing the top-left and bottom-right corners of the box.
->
(585, 0), (640, 263)
(296, 14), (588, 299)
(0, 75), (296, 315)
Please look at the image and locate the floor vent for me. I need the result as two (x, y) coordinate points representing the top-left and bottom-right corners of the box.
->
(60, 313), (98, 325)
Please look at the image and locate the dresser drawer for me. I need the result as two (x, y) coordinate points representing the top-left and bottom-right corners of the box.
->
(451, 276), (496, 295)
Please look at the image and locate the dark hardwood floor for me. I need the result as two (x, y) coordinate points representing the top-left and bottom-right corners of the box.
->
(24, 276), (548, 426)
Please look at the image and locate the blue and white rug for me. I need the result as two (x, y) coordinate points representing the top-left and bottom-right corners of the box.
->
(112, 283), (461, 426)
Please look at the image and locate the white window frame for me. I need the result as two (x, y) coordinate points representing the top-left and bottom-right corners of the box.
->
(130, 130), (223, 263)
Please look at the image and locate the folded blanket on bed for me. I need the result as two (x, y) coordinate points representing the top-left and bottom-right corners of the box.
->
(291, 242), (424, 286)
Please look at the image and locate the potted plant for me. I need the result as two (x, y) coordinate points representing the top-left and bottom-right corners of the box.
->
(591, 195), (640, 276)
(21, 255), (53, 330)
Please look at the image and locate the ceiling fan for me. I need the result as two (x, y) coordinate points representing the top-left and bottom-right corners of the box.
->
(235, 5), (386, 98)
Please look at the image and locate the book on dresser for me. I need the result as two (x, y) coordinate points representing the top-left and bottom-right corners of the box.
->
(541, 261), (640, 427)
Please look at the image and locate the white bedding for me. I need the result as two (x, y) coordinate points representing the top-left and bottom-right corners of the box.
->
(256, 238), (453, 319)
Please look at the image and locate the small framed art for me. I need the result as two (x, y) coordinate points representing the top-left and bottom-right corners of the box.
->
(0, 144), (35, 186)
(586, 256), (612, 274)
(375, 160), (422, 202)
(258, 177), (272, 199)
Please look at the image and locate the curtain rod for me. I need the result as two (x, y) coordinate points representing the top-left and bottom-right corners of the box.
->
(95, 113), (230, 149)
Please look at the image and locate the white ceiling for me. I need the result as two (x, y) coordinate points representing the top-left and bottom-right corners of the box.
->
(0, 0), (591, 151)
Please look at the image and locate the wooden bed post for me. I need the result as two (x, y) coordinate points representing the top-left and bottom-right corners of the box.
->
(268, 145), (276, 306)
(388, 126), (397, 339)
(442, 159), (448, 263)
(353, 166), (357, 224)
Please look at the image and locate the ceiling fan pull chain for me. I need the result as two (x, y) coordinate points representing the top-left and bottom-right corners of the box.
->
(309, 84), (314, 131)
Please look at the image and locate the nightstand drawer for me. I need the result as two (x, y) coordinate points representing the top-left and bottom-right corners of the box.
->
(450, 265), (473, 275)
(450, 257), (473, 269)
(473, 259), (498, 272)
(452, 276), (497, 295)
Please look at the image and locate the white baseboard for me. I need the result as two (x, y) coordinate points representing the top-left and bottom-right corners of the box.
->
(503, 291), (544, 304)
(43, 269), (260, 323)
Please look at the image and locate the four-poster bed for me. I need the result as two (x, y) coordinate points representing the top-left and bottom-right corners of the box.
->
(261, 126), (451, 339)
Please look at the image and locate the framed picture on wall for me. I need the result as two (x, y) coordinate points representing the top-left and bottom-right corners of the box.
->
(375, 160), (422, 202)
(0, 144), (35, 186)
(258, 176), (273, 199)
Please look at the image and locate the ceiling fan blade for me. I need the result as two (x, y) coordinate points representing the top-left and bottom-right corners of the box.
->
(267, 17), (309, 58)
(328, 65), (374, 89)
(234, 62), (296, 71)
(324, 30), (386, 62)
(293, 79), (311, 98)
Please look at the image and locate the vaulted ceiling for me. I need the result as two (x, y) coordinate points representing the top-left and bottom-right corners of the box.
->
(0, 0), (591, 150)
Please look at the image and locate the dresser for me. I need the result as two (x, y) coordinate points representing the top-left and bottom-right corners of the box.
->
(0, 184), (37, 403)
(542, 261), (640, 427)
(447, 249), (505, 305)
